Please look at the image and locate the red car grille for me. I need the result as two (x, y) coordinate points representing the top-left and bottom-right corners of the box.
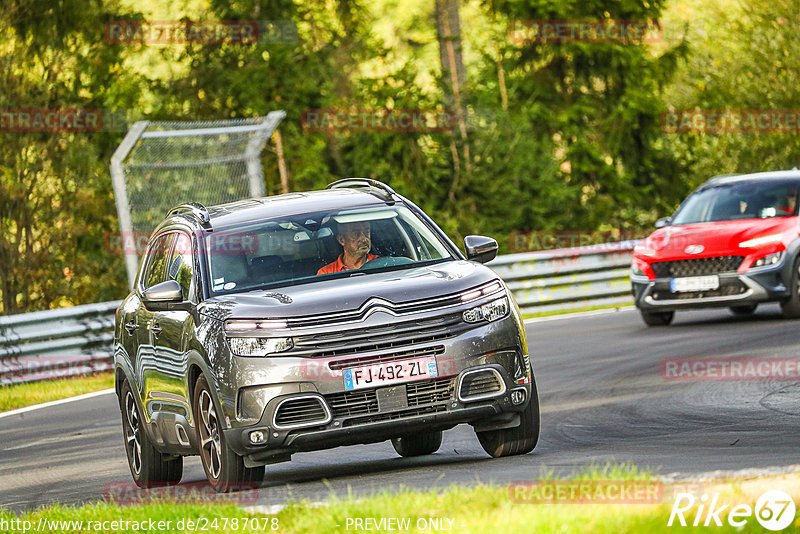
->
(651, 256), (744, 278)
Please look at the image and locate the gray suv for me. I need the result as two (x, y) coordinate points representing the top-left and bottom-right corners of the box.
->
(114, 179), (539, 492)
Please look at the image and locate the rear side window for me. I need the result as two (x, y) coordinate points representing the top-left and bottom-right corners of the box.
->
(142, 233), (174, 289)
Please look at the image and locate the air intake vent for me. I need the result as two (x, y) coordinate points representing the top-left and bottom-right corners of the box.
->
(458, 369), (505, 402)
(273, 396), (331, 429)
(325, 389), (379, 418)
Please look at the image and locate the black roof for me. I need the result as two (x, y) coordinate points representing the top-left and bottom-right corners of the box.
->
(170, 188), (395, 232)
(702, 169), (800, 188)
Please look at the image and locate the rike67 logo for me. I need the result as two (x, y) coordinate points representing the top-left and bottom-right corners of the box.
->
(669, 490), (796, 530)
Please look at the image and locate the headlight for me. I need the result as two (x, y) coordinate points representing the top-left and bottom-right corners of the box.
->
(631, 263), (644, 276)
(463, 297), (509, 323)
(227, 337), (293, 356)
(752, 252), (783, 268)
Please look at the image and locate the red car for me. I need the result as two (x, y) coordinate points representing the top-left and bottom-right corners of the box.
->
(631, 170), (800, 326)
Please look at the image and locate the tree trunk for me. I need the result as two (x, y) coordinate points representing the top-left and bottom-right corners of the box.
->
(273, 128), (290, 194)
(435, 0), (470, 202)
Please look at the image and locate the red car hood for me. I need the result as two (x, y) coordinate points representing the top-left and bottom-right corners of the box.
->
(637, 218), (798, 263)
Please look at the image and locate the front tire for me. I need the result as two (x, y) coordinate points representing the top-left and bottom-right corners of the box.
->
(391, 431), (443, 457)
(476, 375), (540, 458)
(640, 310), (674, 326)
(781, 257), (800, 319)
(193, 375), (264, 492)
(119, 380), (183, 487)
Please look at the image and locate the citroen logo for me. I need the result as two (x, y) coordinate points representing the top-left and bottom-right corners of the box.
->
(684, 244), (704, 254)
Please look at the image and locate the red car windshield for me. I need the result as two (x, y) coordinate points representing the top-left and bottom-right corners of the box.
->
(672, 179), (800, 224)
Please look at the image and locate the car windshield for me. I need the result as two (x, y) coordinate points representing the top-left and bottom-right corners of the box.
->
(671, 179), (800, 225)
(204, 204), (454, 295)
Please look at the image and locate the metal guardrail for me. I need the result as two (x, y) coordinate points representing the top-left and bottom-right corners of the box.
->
(0, 242), (637, 384)
(488, 240), (637, 315)
(0, 301), (122, 385)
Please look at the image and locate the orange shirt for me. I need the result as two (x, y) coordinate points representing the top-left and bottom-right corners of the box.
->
(317, 254), (378, 275)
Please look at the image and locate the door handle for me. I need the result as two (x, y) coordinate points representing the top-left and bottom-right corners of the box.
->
(150, 323), (162, 339)
(124, 322), (139, 335)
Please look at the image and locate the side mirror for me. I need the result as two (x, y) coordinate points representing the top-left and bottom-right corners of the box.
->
(464, 235), (498, 264)
(655, 217), (672, 229)
(142, 280), (183, 310)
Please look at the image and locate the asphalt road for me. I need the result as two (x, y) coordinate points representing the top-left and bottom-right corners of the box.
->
(3, 305), (800, 512)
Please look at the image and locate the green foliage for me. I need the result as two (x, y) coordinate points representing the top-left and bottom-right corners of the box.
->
(0, 0), (140, 313)
(664, 0), (800, 185)
(3, 0), (799, 312)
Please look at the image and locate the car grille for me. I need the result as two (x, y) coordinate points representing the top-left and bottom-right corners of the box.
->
(651, 278), (749, 301)
(650, 256), (744, 278)
(273, 397), (329, 428)
(325, 389), (379, 418)
(284, 281), (502, 328)
(459, 371), (504, 399)
(328, 345), (445, 371)
(291, 314), (469, 359)
(324, 377), (455, 420)
(407, 378), (456, 406)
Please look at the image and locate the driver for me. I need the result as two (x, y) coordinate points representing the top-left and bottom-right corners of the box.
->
(783, 190), (798, 214)
(317, 221), (379, 274)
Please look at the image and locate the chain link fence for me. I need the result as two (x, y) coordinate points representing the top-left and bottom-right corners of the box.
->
(110, 112), (286, 286)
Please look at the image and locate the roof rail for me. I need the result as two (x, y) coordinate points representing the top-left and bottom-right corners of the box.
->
(326, 178), (397, 204)
(168, 202), (211, 226)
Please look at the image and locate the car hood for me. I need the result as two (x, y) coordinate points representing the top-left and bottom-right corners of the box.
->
(198, 260), (497, 321)
(638, 218), (798, 261)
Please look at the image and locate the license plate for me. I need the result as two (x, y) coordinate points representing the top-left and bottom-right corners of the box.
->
(343, 356), (438, 391)
(670, 275), (719, 292)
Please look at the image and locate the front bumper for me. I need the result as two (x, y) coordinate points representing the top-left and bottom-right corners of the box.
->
(224, 363), (531, 466)
(632, 264), (790, 311)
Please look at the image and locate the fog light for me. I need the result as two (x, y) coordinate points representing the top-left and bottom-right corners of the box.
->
(510, 389), (526, 405)
(249, 430), (266, 444)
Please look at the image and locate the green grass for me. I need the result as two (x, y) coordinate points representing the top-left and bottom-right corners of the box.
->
(0, 484), (777, 534)
(0, 372), (114, 412)
(2, 464), (791, 533)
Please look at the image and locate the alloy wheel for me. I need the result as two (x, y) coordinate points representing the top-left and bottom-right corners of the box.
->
(124, 391), (142, 475)
(198, 389), (222, 479)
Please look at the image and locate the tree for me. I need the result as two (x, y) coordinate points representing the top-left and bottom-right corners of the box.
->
(470, 0), (690, 242)
(0, 0), (142, 313)
(664, 0), (800, 186)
